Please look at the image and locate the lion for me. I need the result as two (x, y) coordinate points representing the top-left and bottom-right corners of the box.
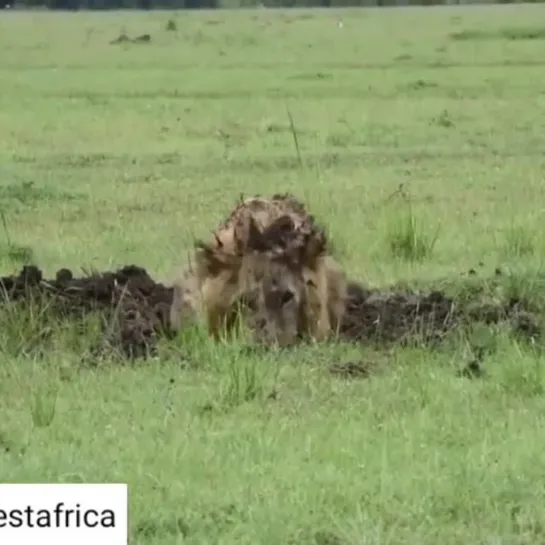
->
(170, 201), (348, 346)
(209, 193), (347, 341)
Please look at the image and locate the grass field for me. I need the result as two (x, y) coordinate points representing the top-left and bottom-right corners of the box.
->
(2, 4), (545, 544)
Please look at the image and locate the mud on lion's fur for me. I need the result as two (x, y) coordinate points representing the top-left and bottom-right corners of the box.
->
(170, 194), (348, 346)
(212, 193), (313, 255)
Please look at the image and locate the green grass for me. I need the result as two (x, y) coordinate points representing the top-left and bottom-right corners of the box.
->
(2, 4), (545, 544)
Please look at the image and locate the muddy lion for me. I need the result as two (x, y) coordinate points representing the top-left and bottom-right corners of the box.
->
(170, 194), (347, 346)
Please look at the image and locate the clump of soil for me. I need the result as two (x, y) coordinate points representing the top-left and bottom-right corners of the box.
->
(340, 280), (541, 346)
(340, 282), (457, 345)
(328, 360), (373, 379)
(110, 33), (151, 45)
(0, 265), (173, 360)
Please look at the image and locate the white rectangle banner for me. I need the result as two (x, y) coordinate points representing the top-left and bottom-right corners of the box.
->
(0, 483), (128, 545)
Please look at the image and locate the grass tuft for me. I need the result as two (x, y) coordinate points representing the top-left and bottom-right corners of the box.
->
(386, 202), (439, 262)
(165, 19), (177, 32)
(498, 224), (536, 260)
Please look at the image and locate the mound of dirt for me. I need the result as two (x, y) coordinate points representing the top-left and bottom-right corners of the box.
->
(340, 282), (457, 345)
(0, 265), (173, 360)
(340, 281), (541, 346)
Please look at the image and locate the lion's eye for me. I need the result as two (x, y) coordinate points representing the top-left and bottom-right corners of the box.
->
(280, 290), (295, 306)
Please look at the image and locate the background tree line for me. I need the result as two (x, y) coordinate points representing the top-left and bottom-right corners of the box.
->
(0, 0), (542, 12)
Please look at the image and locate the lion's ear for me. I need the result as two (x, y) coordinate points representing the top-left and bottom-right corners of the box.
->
(301, 228), (327, 269)
(195, 242), (232, 277)
(247, 216), (266, 250)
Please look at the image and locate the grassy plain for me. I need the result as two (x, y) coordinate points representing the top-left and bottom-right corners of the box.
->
(2, 4), (545, 544)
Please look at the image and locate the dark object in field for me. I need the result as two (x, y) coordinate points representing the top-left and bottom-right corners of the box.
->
(458, 360), (485, 379)
(340, 283), (457, 345)
(0, 265), (173, 360)
(329, 360), (372, 379)
(132, 34), (151, 43)
(339, 281), (540, 347)
(109, 33), (151, 45)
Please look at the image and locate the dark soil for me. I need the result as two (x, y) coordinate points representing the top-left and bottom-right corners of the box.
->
(0, 266), (541, 361)
(328, 360), (373, 379)
(0, 265), (173, 360)
(339, 281), (541, 346)
(110, 33), (152, 45)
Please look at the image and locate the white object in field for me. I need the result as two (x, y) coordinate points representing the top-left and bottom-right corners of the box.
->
(0, 483), (128, 545)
